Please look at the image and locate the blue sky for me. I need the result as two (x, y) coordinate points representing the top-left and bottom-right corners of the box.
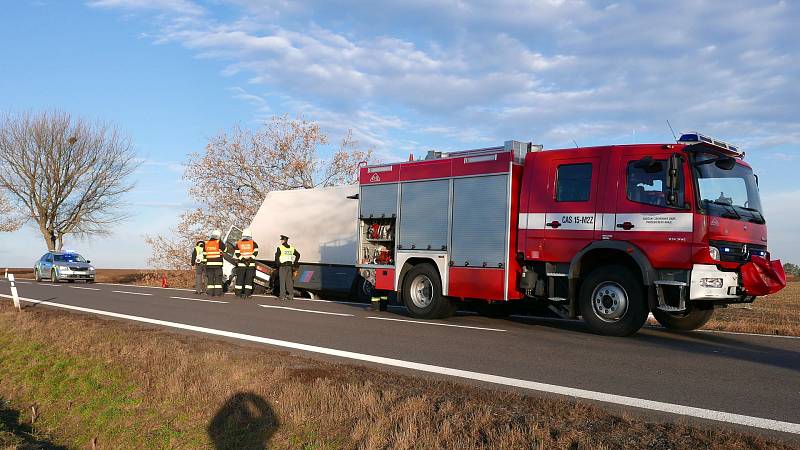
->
(0, 0), (798, 267)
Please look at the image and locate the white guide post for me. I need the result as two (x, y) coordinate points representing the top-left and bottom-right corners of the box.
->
(8, 273), (20, 310)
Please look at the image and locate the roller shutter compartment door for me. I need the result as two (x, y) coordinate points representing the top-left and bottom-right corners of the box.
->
(451, 175), (508, 267)
(399, 180), (449, 250)
(360, 184), (398, 218)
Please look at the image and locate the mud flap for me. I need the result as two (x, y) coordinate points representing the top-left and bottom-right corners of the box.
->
(740, 256), (786, 296)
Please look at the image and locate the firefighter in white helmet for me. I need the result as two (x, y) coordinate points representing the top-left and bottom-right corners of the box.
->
(203, 229), (226, 297)
(234, 227), (259, 298)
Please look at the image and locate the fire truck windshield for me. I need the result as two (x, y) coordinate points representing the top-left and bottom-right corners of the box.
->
(694, 156), (764, 224)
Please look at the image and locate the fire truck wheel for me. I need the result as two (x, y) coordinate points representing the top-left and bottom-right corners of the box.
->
(652, 303), (714, 331)
(579, 266), (648, 336)
(402, 264), (454, 319)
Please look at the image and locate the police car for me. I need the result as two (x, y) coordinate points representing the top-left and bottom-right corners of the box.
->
(34, 251), (96, 283)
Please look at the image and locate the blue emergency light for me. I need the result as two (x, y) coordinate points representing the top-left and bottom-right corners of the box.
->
(678, 132), (741, 155)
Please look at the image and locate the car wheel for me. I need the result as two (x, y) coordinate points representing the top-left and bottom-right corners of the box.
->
(579, 265), (648, 336)
(352, 276), (375, 303)
(401, 263), (455, 319)
(51, 269), (58, 283)
(652, 303), (714, 331)
(34, 268), (41, 282)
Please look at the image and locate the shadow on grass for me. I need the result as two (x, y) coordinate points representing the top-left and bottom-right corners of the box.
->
(207, 392), (278, 450)
(0, 400), (67, 450)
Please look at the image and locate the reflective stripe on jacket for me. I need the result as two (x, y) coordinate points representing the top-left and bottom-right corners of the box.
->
(204, 239), (223, 266)
(278, 245), (296, 264)
(194, 245), (206, 264)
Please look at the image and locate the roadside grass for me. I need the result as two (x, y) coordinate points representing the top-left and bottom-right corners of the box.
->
(0, 303), (794, 449)
(702, 282), (800, 336)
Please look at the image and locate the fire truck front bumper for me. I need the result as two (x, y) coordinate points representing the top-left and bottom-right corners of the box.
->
(689, 264), (742, 301)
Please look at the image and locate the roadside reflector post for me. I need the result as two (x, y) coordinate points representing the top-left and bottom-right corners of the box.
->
(8, 273), (21, 311)
(4, 268), (7, 279)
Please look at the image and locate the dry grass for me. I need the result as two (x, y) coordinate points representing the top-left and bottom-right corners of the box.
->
(0, 303), (795, 449)
(6, 268), (194, 289)
(702, 281), (800, 336)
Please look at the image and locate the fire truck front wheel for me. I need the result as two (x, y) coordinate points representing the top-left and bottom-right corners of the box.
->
(402, 264), (455, 319)
(579, 266), (648, 337)
(652, 303), (714, 331)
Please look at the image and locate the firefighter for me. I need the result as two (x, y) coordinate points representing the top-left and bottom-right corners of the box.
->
(191, 240), (206, 294)
(275, 235), (300, 301)
(204, 229), (226, 297)
(234, 227), (259, 298)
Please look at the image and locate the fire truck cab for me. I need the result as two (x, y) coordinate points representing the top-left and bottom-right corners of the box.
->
(357, 134), (785, 336)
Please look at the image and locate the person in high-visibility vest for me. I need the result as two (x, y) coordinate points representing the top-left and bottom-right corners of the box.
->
(191, 240), (206, 294)
(234, 227), (259, 298)
(203, 229), (227, 297)
(274, 234), (300, 301)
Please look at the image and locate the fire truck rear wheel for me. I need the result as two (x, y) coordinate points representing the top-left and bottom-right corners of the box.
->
(402, 264), (454, 319)
(579, 265), (648, 336)
(652, 303), (714, 331)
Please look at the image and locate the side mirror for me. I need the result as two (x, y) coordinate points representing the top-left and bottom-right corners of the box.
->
(87, 260), (91, 264)
(666, 154), (681, 207)
(715, 157), (736, 170)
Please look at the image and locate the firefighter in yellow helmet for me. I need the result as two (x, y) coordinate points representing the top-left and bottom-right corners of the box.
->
(275, 234), (299, 301)
(234, 227), (259, 298)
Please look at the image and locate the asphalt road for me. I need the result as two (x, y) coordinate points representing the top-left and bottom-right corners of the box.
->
(2, 278), (799, 438)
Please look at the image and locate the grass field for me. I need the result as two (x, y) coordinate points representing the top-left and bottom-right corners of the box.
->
(0, 303), (795, 449)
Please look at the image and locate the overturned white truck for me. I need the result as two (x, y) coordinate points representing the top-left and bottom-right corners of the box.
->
(222, 185), (373, 299)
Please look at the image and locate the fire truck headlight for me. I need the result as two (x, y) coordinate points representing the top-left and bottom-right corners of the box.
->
(708, 246), (721, 261)
(700, 278), (724, 289)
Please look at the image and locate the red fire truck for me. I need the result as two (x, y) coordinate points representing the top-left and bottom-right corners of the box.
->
(356, 133), (786, 336)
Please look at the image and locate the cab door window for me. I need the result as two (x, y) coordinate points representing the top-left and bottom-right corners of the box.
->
(626, 159), (684, 208)
(556, 163), (592, 202)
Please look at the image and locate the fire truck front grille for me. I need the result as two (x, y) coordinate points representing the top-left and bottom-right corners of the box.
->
(709, 240), (768, 263)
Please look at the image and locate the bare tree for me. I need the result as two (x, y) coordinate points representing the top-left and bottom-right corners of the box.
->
(0, 111), (139, 250)
(0, 193), (23, 232)
(146, 115), (372, 269)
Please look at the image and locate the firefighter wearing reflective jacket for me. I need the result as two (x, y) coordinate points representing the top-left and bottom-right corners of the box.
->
(191, 240), (206, 294)
(234, 227), (259, 298)
(275, 235), (300, 301)
(203, 229), (226, 297)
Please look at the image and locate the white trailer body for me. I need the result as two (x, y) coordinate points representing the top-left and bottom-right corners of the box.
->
(223, 185), (367, 299)
(249, 185), (358, 265)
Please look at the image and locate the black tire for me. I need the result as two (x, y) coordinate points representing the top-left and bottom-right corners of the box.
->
(34, 268), (41, 282)
(50, 270), (58, 283)
(652, 303), (714, 331)
(579, 265), (648, 336)
(401, 264), (454, 319)
(352, 276), (375, 303)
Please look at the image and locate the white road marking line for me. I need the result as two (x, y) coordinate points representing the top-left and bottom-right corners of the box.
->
(71, 286), (101, 291)
(366, 316), (506, 332)
(97, 282), (194, 292)
(301, 298), (367, 306)
(112, 290), (152, 296)
(170, 296), (228, 304)
(37, 283), (61, 287)
(258, 304), (354, 317)
(1, 293), (797, 435)
(13, 281), (31, 284)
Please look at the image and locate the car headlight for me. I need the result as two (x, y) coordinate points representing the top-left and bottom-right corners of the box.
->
(708, 246), (720, 261)
(89, 266), (95, 271)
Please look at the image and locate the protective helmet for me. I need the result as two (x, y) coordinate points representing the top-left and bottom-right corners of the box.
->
(242, 227), (252, 238)
(211, 229), (222, 239)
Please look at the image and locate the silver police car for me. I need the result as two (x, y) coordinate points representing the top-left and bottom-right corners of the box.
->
(34, 251), (96, 283)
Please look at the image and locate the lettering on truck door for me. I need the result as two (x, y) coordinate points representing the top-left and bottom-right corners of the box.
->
(608, 152), (693, 267)
(538, 157), (602, 262)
